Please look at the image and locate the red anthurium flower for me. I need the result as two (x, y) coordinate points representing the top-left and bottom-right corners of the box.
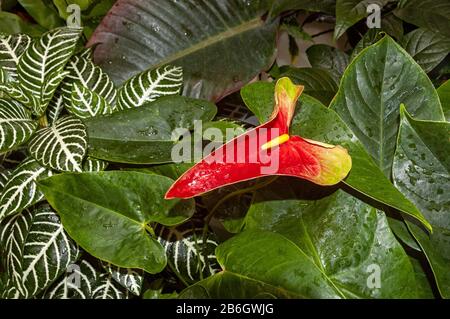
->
(165, 77), (352, 199)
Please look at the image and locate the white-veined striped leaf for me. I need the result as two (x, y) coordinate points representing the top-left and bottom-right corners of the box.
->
(156, 222), (220, 284)
(82, 157), (108, 172)
(0, 168), (12, 191)
(21, 204), (79, 297)
(28, 116), (87, 172)
(17, 27), (82, 115)
(47, 93), (65, 124)
(42, 258), (99, 299)
(61, 54), (117, 109)
(0, 99), (38, 153)
(69, 83), (113, 118)
(0, 83), (39, 111)
(79, 48), (93, 60)
(0, 34), (32, 81)
(101, 262), (143, 296)
(1, 277), (21, 299)
(0, 158), (53, 221)
(92, 273), (130, 299)
(0, 209), (33, 297)
(117, 65), (183, 110)
(0, 66), (8, 83)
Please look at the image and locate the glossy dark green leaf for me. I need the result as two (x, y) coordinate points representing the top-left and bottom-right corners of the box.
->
(84, 95), (217, 164)
(395, 0), (450, 37)
(88, 0), (277, 101)
(331, 36), (444, 176)
(306, 44), (349, 80)
(38, 171), (196, 274)
(270, 0), (335, 16)
(437, 79), (450, 121)
(350, 29), (384, 60)
(244, 187), (418, 298)
(392, 108), (450, 298)
(381, 13), (403, 40)
(17, 0), (64, 30)
(334, 0), (389, 40)
(401, 28), (450, 73)
(0, 12), (45, 37)
(278, 67), (339, 105)
(240, 81), (431, 230)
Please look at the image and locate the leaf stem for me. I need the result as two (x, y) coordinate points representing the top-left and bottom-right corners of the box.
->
(145, 223), (156, 237)
(38, 114), (48, 128)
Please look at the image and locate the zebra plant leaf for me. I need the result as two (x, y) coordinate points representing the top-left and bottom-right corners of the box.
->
(0, 158), (53, 221)
(156, 221), (220, 284)
(20, 204), (80, 298)
(117, 65), (183, 110)
(69, 83), (113, 118)
(0, 66), (8, 83)
(82, 157), (108, 172)
(92, 273), (130, 299)
(17, 27), (82, 115)
(0, 99), (38, 152)
(43, 258), (99, 299)
(28, 116), (88, 172)
(0, 82), (39, 109)
(61, 54), (117, 109)
(0, 33), (32, 81)
(101, 262), (144, 296)
(46, 93), (64, 124)
(0, 209), (33, 298)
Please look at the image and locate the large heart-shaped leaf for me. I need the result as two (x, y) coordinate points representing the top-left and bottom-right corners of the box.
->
(17, 27), (82, 115)
(306, 44), (349, 80)
(28, 116), (88, 172)
(330, 36), (444, 176)
(401, 28), (450, 73)
(392, 108), (450, 298)
(61, 53), (117, 110)
(84, 95), (217, 164)
(88, 0), (277, 101)
(394, 0), (450, 37)
(0, 99), (38, 152)
(38, 171), (196, 274)
(0, 33), (32, 81)
(241, 81), (431, 230)
(0, 158), (53, 221)
(243, 187), (418, 298)
(116, 65), (183, 110)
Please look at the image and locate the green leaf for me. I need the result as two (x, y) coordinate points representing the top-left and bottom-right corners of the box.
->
(87, 0), (277, 101)
(17, 27), (82, 115)
(334, 0), (389, 40)
(437, 79), (450, 121)
(381, 13), (403, 40)
(331, 36), (444, 176)
(240, 81), (432, 230)
(84, 95), (217, 164)
(0, 12), (45, 37)
(270, 0), (336, 16)
(350, 28), (384, 60)
(0, 98), (38, 152)
(61, 53), (117, 110)
(92, 273), (130, 299)
(401, 28), (450, 73)
(19, 204), (80, 298)
(0, 33), (32, 81)
(395, 0), (450, 37)
(0, 208), (33, 297)
(156, 222), (220, 285)
(392, 108), (450, 298)
(28, 116), (88, 172)
(244, 187), (418, 298)
(116, 65), (183, 110)
(17, 0), (64, 30)
(278, 67), (339, 105)
(101, 262), (144, 296)
(46, 93), (64, 124)
(306, 44), (349, 80)
(43, 258), (99, 299)
(38, 171), (196, 274)
(70, 83), (113, 118)
(0, 158), (53, 221)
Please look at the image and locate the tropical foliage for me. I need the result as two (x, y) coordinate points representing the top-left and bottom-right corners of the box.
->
(0, 0), (449, 299)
